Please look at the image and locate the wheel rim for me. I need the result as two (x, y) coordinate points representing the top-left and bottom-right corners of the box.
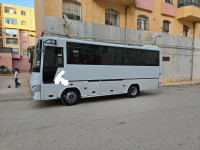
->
(64, 91), (77, 104)
(130, 86), (137, 96)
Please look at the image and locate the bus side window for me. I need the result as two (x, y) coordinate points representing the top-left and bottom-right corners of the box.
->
(56, 48), (64, 67)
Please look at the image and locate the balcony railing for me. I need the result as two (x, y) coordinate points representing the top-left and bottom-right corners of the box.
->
(178, 0), (200, 8)
(0, 47), (12, 53)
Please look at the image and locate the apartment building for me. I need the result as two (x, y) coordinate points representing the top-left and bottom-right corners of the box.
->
(0, 4), (3, 47)
(0, 3), (36, 71)
(35, 0), (200, 82)
(35, 0), (200, 37)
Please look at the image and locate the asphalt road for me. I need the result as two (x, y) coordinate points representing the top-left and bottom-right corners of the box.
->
(0, 84), (200, 150)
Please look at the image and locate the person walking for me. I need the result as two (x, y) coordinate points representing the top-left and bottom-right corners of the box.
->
(12, 68), (21, 88)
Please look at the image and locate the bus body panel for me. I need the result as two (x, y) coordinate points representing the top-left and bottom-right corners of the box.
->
(63, 65), (160, 81)
(31, 37), (162, 101)
(30, 72), (41, 100)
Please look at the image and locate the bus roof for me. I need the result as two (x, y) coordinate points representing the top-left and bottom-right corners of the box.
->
(39, 37), (161, 51)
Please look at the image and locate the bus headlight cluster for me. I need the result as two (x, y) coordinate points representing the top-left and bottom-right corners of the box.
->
(31, 85), (41, 96)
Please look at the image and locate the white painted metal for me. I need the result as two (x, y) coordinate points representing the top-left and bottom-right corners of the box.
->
(30, 37), (162, 100)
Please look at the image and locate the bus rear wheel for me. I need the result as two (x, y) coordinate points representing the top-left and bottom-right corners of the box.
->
(127, 85), (140, 98)
(61, 89), (80, 106)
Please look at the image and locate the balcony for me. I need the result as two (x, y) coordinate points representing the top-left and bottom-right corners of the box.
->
(0, 47), (12, 53)
(94, 0), (135, 6)
(177, 0), (200, 22)
(12, 54), (20, 59)
(4, 7), (17, 14)
(178, 0), (200, 8)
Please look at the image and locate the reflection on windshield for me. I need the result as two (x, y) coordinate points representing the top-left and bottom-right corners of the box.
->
(32, 40), (42, 72)
(32, 49), (41, 72)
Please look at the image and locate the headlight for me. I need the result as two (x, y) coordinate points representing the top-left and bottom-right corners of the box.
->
(31, 85), (41, 96)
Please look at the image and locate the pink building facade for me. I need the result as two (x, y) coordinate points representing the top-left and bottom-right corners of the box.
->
(0, 30), (34, 71)
(162, 0), (177, 17)
(136, 0), (154, 11)
(0, 53), (31, 71)
(0, 53), (13, 70)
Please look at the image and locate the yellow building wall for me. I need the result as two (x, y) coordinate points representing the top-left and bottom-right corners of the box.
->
(2, 4), (35, 50)
(35, 0), (44, 38)
(0, 4), (3, 35)
(35, 0), (200, 38)
(3, 4), (35, 31)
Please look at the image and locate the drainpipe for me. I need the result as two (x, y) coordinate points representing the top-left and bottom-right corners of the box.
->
(191, 22), (196, 81)
(125, 6), (128, 44)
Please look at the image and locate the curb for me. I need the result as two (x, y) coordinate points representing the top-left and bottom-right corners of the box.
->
(0, 74), (14, 76)
(162, 82), (200, 87)
(0, 97), (33, 102)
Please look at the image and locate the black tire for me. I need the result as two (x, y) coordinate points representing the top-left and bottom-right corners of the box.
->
(127, 85), (140, 98)
(61, 89), (80, 106)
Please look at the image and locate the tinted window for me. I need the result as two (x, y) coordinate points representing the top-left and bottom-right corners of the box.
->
(124, 48), (142, 65)
(143, 50), (159, 66)
(113, 47), (123, 65)
(67, 42), (100, 65)
(44, 46), (64, 68)
(43, 46), (63, 83)
(67, 42), (159, 66)
(101, 46), (113, 65)
(32, 40), (42, 72)
(101, 46), (123, 65)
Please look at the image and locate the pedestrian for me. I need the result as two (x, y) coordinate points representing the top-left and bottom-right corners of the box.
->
(12, 68), (21, 88)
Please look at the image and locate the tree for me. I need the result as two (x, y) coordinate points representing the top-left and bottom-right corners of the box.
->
(27, 46), (35, 63)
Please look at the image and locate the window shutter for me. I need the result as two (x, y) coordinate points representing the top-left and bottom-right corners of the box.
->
(163, 21), (169, 32)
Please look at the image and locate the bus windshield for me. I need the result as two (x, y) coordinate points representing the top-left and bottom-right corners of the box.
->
(32, 40), (42, 72)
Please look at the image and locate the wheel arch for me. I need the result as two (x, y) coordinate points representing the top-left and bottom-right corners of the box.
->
(129, 84), (140, 92)
(59, 87), (81, 99)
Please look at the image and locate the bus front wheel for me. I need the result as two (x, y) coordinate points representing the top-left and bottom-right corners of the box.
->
(61, 89), (80, 106)
(127, 85), (140, 98)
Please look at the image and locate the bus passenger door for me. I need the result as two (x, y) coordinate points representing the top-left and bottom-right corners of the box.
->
(42, 46), (64, 100)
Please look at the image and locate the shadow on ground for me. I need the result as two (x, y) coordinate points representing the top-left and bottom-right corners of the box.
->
(32, 90), (160, 108)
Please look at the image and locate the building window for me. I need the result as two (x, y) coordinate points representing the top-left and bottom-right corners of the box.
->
(23, 50), (28, 55)
(21, 11), (26, 16)
(178, 0), (200, 7)
(6, 38), (18, 45)
(165, 0), (173, 4)
(63, 0), (81, 20)
(22, 41), (28, 46)
(5, 17), (17, 25)
(5, 29), (18, 36)
(183, 25), (189, 37)
(163, 20), (171, 33)
(21, 21), (27, 26)
(105, 8), (120, 26)
(0, 28), (2, 36)
(137, 15), (149, 30)
(0, 38), (3, 47)
(12, 48), (19, 54)
(4, 7), (17, 14)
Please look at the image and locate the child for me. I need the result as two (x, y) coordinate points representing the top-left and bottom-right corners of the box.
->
(12, 68), (21, 88)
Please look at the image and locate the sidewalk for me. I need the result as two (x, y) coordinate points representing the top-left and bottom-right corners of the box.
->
(162, 80), (200, 87)
(0, 72), (199, 101)
(0, 72), (32, 102)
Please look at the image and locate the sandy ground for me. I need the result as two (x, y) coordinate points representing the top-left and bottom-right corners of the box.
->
(0, 72), (31, 101)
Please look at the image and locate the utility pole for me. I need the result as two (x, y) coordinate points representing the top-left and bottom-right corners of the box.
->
(191, 22), (196, 81)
